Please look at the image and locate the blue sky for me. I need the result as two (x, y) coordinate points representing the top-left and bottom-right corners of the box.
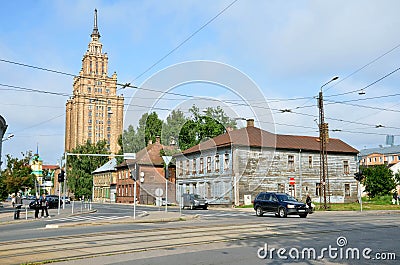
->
(1, 0), (400, 165)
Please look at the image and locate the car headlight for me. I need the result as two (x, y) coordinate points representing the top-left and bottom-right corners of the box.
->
(287, 204), (295, 209)
(194, 200), (199, 205)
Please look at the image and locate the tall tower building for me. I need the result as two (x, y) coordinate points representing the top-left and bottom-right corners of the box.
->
(65, 9), (124, 154)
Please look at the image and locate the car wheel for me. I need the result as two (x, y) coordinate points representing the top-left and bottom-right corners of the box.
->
(256, 207), (264, 217)
(299, 213), (308, 218)
(278, 207), (287, 218)
(203, 206), (208, 210)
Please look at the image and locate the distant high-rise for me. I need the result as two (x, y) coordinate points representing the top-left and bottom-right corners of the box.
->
(65, 9), (124, 153)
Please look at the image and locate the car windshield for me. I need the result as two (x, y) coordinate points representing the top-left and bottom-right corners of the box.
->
(193, 194), (203, 199)
(276, 194), (297, 202)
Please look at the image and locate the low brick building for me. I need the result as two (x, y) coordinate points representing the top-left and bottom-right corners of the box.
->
(116, 137), (176, 204)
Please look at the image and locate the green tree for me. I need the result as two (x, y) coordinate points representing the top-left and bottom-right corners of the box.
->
(361, 165), (396, 198)
(122, 112), (163, 153)
(178, 105), (235, 150)
(67, 140), (110, 199)
(161, 109), (188, 146)
(0, 151), (36, 199)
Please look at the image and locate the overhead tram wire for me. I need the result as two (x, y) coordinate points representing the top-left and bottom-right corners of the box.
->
(324, 66), (400, 98)
(295, 42), (400, 108)
(127, 0), (239, 84)
(324, 42), (400, 93)
(2, 60), (400, 131)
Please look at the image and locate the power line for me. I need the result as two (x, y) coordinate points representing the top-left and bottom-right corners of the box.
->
(130, 0), (239, 83)
(324, 42), (400, 93)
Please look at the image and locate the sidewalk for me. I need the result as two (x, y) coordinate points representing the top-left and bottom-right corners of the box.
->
(0, 202), (198, 227)
(0, 201), (96, 225)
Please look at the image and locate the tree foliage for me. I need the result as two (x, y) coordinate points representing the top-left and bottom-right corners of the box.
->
(122, 112), (163, 153)
(67, 140), (110, 199)
(122, 106), (237, 152)
(0, 151), (36, 199)
(361, 165), (396, 198)
(161, 109), (187, 146)
(178, 105), (235, 150)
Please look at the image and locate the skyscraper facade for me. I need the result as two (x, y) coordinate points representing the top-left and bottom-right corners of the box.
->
(65, 9), (124, 154)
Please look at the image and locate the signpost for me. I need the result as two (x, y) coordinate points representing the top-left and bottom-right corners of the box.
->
(162, 156), (172, 213)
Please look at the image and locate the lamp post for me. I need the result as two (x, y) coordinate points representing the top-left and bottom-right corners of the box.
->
(318, 76), (339, 210)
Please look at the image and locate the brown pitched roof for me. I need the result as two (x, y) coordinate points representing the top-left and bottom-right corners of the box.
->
(116, 142), (176, 168)
(182, 125), (358, 155)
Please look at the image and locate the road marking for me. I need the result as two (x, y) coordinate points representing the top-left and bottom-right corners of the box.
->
(46, 215), (132, 223)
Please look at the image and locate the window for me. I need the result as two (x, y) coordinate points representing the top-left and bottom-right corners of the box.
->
(343, 161), (349, 174)
(88, 119), (92, 124)
(192, 159), (197, 174)
(200, 158), (204, 174)
(207, 157), (211, 173)
(288, 155), (295, 171)
(186, 160), (190, 174)
(308, 156), (313, 168)
(88, 111), (92, 117)
(344, 184), (350, 197)
(87, 87), (91, 93)
(224, 153), (230, 171)
(179, 161), (183, 176)
(215, 155), (220, 172)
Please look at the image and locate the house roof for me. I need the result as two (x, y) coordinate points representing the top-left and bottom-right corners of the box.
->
(359, 145), (400, 157)
(181, 124), (358, 155)
(92, 158), (117, 174)
(116, 139), (176, 168)
(42, 165), (59, 170)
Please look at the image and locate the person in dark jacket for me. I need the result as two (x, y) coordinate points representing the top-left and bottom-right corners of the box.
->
(34, 194), (41, 219)
(14, 192), (23, 220)
(40, 193), (50, 218)
(306, 194), (313, 212)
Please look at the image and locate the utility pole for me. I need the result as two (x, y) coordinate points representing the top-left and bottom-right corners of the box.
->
(318, 76), (338, 210)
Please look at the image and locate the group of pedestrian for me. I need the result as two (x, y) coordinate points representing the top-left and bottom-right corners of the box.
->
(12, 192), (50, 220)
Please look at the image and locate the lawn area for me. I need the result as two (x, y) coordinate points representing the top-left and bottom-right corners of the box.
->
(315, 195), (400, 211)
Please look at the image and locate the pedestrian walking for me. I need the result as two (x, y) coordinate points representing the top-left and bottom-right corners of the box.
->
(306, 194), (313, 213)
(40, 193), (50, 218)
(393, 191), (399, 205)
(13, 192), (22, 220)
(33, 194), (41, 219)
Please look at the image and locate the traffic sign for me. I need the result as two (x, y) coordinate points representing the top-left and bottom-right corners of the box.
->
(289, 177), (295, 185)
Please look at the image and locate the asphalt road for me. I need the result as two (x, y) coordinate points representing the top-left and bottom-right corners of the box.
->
(1, 204), (399, 265)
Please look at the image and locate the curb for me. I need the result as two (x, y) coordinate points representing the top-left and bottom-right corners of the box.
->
(45, 213), (199, 229)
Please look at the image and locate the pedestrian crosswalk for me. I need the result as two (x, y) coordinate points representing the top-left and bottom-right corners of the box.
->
(45, 215), (133, 223)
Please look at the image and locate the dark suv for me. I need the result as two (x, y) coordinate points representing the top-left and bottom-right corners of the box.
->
(253, 192), (309, 218)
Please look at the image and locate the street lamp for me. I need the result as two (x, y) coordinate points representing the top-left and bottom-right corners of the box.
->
(1, 133), (14, 142)
(318, 76), (339, 210)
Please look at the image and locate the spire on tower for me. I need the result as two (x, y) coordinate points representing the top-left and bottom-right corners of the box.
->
(91, 8), (100, 39)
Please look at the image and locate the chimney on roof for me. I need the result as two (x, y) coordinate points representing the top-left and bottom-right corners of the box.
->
(246, 119), (254, 127)
(148, 139), (153, 145)
(226, 126), (234, 132)
(156, 136), (160, 144)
